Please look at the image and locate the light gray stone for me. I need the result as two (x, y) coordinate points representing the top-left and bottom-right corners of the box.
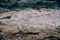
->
(0, 8), (60, 40)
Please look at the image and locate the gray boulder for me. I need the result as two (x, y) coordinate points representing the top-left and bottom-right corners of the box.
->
(0, 8), (60, 40)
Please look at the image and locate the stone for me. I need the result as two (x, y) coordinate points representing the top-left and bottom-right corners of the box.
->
(0, 8), (60, 40)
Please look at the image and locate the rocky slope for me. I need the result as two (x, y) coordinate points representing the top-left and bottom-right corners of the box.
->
(0, 8), (60, 40)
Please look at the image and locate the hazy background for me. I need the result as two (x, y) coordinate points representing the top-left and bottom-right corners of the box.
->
(0, 0), (60, 9)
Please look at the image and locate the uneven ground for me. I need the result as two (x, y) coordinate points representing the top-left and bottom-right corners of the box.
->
(0, 8), (60, 40)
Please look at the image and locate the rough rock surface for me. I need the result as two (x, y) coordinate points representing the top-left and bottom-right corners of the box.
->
(0, 8), (60, 40)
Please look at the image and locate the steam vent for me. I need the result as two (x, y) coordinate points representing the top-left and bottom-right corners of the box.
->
(0, 0), (60, 40)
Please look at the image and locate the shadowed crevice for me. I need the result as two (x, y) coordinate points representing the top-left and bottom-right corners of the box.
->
(25, 32), (39, 35)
